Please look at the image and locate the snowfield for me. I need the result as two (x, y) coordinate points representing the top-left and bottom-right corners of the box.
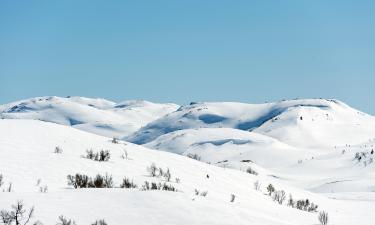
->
(1, 97), (375, 224)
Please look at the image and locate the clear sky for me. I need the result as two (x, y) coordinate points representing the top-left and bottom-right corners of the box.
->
(1, 1), (374, 114)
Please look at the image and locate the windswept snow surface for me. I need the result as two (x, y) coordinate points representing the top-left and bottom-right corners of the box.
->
(0, 96), (179, 139)
(0, 119), (374, 225)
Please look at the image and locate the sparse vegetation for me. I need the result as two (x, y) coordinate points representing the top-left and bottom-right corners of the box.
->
(120, 150), (128, 160)
(230, 194), (236, 202)
(272, 190), (286, 204)
(54, 146), (63, 154)
(140, 181), (177, 192)
(267, 184), (275, 196)
(120, 177), (137, 188)
(111, 137), (119, 144)
(246, 167), (258, 176)
(39, 185), (48, 193)
(253, 180), (261, 191)
(56, 215), (77, 225)
(187, 153), (201, 161)
(147, 163), (157, 177)
(84, 149), (110, 162)
(318, 211), (328, 225)
(67, 173), (113, 188)
(0, 201), (39, 225)
(163, 168), (171, 182)
(91, 219), (108, 225)
(0, 174), (3, 188)
(194, 189), (208, 197)
(287, 194), (295, 207)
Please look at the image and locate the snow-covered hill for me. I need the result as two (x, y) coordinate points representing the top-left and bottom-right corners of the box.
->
(0, 119), (374, 225)
(136, 99), (375, 194)
(128, 99), (375, 148)
(0, 96), (179, 139)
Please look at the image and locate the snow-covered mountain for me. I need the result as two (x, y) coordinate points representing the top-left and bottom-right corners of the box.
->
(0, 96), (179, 139)
(0, 119), (373, 225)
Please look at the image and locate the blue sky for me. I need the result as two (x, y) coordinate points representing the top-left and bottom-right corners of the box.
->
(1, 1), (374, 113)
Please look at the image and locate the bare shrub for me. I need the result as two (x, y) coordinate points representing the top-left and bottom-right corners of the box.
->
(187, 153), (201, 161)
(111, 137), (119, 144)
(120, 178), (137, 188)
(246, 167), (258, 176)
(56, 215), (77, 225)
(67, 174), (90, 188)
(121, 150), (128, 160)
(54, 146), (63, 154)
(163, 168), (171, 182)
(200, 191), (208, 197)
(0, 201), (39, 225)
(91, 219), (108, 225)
(39, 186), (48, 193)
(84, 150), (110, 162)
(140, 181), (177, 192)
(253, 180), (261, 191)
(266, 184), (275, 196)
(318, 211), (328, 225)
(272, 190), (286, 204)
(147, 163), (157, 177)
(287, 194), (295, 207)
(230, 194), (236, 202)
(0, 174), (3, 188)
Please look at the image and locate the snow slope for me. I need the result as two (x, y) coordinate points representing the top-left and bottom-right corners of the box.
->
(0, 96), (179, 139)
(133, 99), (375, 194)
(128, 99), (375, 148)
(1, 119), (373, 225)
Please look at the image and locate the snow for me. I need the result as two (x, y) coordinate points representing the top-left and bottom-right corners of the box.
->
(1, 119), (374, 224)
(0, 96), (179, 139)
(1, 97), (375, 224)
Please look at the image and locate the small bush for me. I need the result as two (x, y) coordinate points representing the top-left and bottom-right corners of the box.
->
(318, 211), (328, 225)
(67, 174), (90, 188)
(140, 181), (177, 192)
(91, 219), (108, 225)
(272, 190), (286, 204)
(112, 137), (119, 144)
(253, 180), (261, 191)
(308, 202), (318, 212)
(200, 191), (208, 197)
(84, 149), (110, 162)
(0, 174), (3, 188)
(39, 185), (48, 193)
(230, 194), (236, 202)
(147, 163), (157, 177)
(163, 168), (171, 182)
(57, 215), (77, 225)
(0, 201), (39, 225)
(246, 167), (258, 176)
(67, 173), (113, 188)
(267, 184), (275, 196)
(54, 146), (63, 154)
(187, 153), (201, 161)
(5, 182), (12, 192)
(121, 150), (128, 160)
(120, 178), (137, 188)
(287, 194), (295, 207)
